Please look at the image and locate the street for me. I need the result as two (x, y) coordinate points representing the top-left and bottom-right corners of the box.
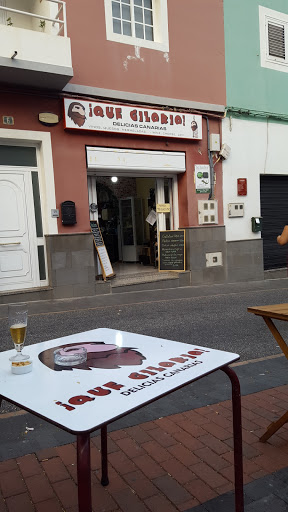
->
(0, 279), (288, 455)
(1, 282), (288, 361)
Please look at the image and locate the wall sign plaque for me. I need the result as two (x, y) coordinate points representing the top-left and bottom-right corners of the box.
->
(90, 221), (115, 280)
(64, 98), (202, 140)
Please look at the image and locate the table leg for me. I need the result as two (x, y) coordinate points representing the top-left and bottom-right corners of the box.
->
(260, 410), (288, 443)
(260, 317), (288, 441)
(77, 433), (92, 512)
(263, 317), (288, 360)
(221, 366), (244, 512)
(101, 425), (109, 486)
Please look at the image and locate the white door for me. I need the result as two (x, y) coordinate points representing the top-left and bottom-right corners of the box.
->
(0, 170), (38, 291)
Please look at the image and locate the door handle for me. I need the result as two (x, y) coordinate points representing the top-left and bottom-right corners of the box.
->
(0, 242), (21, 245)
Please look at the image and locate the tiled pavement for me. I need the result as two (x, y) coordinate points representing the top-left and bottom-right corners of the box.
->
(1, 385), (288, 511)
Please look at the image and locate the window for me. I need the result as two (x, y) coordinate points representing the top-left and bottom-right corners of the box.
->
(259, 6), (288, 72)
(104, 0), (169, 52)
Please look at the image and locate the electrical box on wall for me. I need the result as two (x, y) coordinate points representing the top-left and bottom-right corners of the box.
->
(219, 143), (231, 159)
(206, 252), (223, 267)
(251, 217), (262, 233)
(228, 203), (244, 218)
(210, 134), (220, 151)
(198, 200), (218, 225)
(237, 178), (247, 196)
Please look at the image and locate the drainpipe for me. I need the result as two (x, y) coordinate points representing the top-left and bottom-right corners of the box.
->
(202, 115), (214, 200)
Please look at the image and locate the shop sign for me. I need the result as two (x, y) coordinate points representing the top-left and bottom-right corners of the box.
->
(64, 98), (202, 140)
(195, 164), (210, 193)
(156, 203), (171, 213)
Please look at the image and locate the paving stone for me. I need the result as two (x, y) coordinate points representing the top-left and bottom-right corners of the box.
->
(5, 493), (34, 512)
(112, 488), (149, 512)
(125, 425), (153, 444)
(17, 455), (43, 478)
(184, 478), (217, 503)
(35, 498), (63, 512)
(52, 479), (78, 509)
(115, 437), (145, 458)
(133, 454), (166, 479)
(144, 494), (179, 512)
(0, 469), (26, 498)
(25, 474), (55, 503)
(124, 469), (159, 499)
(142, 440), (172, 463)
(190, 491), (252, 512)
(245, 494), (288, 512)
(152, 474), (191, 506)
(91, 481), (118, 511)
(41, 457), (70, 483)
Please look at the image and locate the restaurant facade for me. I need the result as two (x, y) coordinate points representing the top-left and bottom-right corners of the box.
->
(0, 0), (226, 300)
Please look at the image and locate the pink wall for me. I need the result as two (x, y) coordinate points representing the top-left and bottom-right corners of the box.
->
(1, 93), (223, 233)
(66, 0), (226, 106)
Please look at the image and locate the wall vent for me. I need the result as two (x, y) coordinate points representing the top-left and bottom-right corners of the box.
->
(268, 22), (285, 59)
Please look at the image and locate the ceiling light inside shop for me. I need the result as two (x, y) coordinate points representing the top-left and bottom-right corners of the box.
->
(111, 176), (118, 183)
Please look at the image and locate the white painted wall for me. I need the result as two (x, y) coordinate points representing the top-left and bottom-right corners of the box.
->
(6, 0), (33, 29)
(222, 117), (288, 242)
(0, 24), (71, 66)
(5, 0), (60, 34)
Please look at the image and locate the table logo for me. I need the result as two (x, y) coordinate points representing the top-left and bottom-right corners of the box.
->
(38, 341), (146, 372)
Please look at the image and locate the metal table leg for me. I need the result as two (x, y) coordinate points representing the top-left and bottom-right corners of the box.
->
(221, 366), (244, 512)
(101, 425), (109, 486)
(77, 433), (92, 512)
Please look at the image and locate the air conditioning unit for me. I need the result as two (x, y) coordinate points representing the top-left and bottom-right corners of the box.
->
(198, 200), (218, 225)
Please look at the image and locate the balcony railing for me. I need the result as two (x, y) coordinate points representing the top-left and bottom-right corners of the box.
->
(0, 0), (67, 37)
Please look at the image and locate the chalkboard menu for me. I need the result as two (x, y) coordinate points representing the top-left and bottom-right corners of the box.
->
(90, 221), (104, 247)
(159, 230), (185, 272)
(90, 221), (115, 280)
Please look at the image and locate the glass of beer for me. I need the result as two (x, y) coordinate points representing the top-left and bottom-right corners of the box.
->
(8, 303), (30, 361)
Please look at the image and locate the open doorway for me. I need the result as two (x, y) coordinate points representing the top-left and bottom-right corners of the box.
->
(87, 176), (175, 277)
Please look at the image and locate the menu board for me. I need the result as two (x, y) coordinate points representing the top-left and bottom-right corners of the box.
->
(90, 221), (103, 247)
(159, 230), (185, 272)
(90, 221), (115, 280)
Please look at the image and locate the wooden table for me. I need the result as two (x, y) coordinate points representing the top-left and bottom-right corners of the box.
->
(248, 303), (288, 442)
(0, 328), (244, 512)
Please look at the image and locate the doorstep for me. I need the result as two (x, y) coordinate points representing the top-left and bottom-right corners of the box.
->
(109, 270), (191, 293)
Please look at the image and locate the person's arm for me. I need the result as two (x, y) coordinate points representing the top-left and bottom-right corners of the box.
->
(277, 225), (288, 245)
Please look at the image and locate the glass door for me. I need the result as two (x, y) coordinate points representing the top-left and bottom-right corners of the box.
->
(155, 178), (174, 233)
(119, 197), (144, 262)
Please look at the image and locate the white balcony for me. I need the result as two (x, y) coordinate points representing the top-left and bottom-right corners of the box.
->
(0, 0), (73, 89)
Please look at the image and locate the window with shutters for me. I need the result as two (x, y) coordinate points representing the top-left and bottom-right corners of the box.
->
(259, 6), (288, 72)
(104, 0), (169, 52)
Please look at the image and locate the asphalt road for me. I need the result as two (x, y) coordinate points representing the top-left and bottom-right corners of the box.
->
(1, 284), (288, 359)
(0, 280), (288, 414)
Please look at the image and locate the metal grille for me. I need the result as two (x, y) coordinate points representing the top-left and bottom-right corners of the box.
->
(268, 22), (285, 59)
(260, 175), (288, 270)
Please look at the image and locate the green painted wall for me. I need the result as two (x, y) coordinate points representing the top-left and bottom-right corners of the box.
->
(224, 0), (288, 116)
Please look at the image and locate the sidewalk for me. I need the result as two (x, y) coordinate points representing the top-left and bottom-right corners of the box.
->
(1, 380), (288, 511)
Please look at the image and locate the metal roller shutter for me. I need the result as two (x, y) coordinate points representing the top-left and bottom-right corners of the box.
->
(260, 175), (288, 270)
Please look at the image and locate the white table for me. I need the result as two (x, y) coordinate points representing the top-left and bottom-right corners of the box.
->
(0, 328), (244, 512)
